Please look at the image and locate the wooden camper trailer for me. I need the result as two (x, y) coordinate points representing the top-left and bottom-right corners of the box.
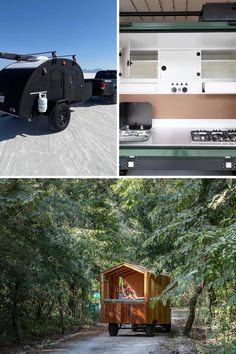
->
(100, 262), (171, 336)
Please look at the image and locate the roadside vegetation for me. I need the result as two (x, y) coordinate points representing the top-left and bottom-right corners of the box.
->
(0, 179), (235, 353)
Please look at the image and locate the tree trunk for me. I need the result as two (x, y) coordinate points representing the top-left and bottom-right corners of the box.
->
(11, 282), (20, 343)
(209, 287), (217, 318)
(58, 295), (65, 335)
(183, 283), (204, 337)
(68, 283), (77, 319)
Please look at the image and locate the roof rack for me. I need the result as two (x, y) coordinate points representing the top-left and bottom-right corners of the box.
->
(0, 51), (57, 61)
(55, 54), (77, 63)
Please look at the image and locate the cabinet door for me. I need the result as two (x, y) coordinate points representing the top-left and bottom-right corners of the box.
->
(160, 50), (201, 80)
(120, 40), (131, 78)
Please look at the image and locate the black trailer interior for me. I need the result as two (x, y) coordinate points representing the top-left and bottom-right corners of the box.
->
(0, 51), (92, 131)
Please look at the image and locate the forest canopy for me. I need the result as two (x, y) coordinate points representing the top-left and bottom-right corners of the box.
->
(0, 178), (235, 353)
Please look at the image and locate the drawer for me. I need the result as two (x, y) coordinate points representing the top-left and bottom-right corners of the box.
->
(204, 82), (236, 94)
(120, 83), (157, 94)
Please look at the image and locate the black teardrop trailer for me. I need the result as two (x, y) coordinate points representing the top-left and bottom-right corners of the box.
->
(0, 51), (92, 131)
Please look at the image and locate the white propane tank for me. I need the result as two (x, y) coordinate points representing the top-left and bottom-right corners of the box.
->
(38, 92), (48, 113)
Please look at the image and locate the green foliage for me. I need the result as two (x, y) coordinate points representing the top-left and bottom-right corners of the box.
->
(114, 178), (236, 349)
(0, 179), (124, 342)
(0, 178), (235, 352)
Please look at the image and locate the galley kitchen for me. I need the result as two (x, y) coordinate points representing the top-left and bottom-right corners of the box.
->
(119, 1), (236, 176)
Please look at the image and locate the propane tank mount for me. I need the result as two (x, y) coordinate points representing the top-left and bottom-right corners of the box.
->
(30, 91), (48, 113)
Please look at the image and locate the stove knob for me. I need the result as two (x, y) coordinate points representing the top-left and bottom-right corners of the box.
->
(182, 87), (188, 93)
(171, 87), (177, 93)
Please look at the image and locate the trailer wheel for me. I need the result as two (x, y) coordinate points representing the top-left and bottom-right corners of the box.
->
(145, 324), (155, 337)
(49, 103), (70, 132)
(131, 324), (138, 332)
(108, 323), (119, 336)
(109, 89), (117, 104)
(163, 324), (171, 332)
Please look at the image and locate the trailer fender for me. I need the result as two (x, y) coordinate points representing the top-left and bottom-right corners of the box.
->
(47, 99), (70, 115)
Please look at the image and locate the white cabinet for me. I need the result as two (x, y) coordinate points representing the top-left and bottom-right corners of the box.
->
(159, 50), (201, 80)
(201, 50), (236, 94)
(129, 50), (158, 79)
(120, 49), (158, 80)
(201, 50), (236, 80)
(119, 33), (236, 94)
(120, 47), (158, 94)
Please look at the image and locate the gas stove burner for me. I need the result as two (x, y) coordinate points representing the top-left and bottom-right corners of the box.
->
(120, 129), (151, 143)
(191, 129), (236, 143)
(228, 131), (236, 142)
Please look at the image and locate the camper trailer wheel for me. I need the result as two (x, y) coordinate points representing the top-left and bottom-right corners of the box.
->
(163, 324), (171, 332)
(145, 324), (155, 337)
(49, 103), (70, 132)
(131, 323), (138, 332)
(108, 323), (119, 336)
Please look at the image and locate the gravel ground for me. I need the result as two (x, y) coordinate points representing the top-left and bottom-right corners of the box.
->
(0, 98), (117, 177)
(40, 309), (196, 354)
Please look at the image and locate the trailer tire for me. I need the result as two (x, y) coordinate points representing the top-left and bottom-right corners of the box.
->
(131, 324), (138, 332)
(108, 323), (119, 336)
(49, 103), (70, 132)
(145, 324), (155, 337)
(163, 324), (171, 332)
(110, 89), (117, 104)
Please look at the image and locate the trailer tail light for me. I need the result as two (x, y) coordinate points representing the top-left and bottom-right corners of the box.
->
(100, 82), (107, 90)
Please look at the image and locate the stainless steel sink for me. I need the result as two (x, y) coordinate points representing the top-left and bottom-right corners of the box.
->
(119, 130), (151, 143)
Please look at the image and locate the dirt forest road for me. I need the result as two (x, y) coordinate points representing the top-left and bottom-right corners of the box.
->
(47, 309), (196, 354)
(0, 98), (117, 176)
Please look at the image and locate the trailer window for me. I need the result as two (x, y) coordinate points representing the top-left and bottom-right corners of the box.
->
(51, 70), (62, 89)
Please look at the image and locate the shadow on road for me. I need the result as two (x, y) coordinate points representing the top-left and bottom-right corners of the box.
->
(0, 114), (53, 142)
(117, 324), (179, 338)
(72, 97), (115, 108)
(0, 97), (116, 142)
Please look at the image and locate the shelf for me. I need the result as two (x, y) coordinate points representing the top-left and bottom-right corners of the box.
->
(202, 50), (236, 61)
(130, 63), (158, 79)
(131, 60), (158, 63)
(130, 50), (158, 61)
(202, 59), (236, 62)
(202, 61), (236, 80)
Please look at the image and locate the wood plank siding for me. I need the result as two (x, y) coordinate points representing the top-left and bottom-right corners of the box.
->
(100, 263), (171, 325)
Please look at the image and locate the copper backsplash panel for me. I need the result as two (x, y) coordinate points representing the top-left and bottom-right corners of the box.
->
(120, 94), (236, 119)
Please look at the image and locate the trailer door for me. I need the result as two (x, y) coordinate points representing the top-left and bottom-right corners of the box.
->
(64, 70), (76, 102)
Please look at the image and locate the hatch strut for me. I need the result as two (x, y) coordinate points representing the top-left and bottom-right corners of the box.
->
(120, 9), (236, 26)
(120, 11), (202, 18)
